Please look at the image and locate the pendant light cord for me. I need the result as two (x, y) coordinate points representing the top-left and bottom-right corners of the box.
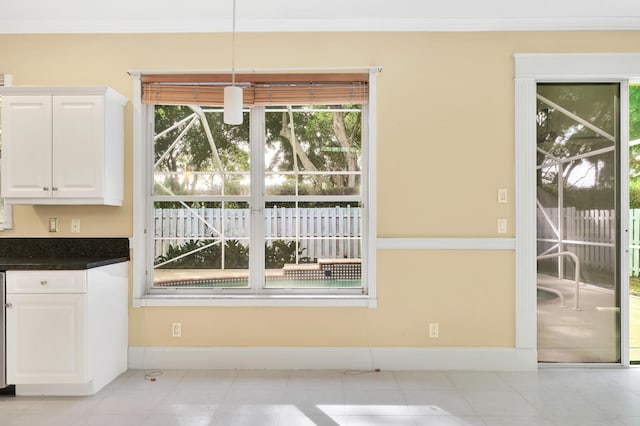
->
(231, 0), (236, 87)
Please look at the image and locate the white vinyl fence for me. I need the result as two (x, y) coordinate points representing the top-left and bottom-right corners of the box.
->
(155, 206), (362, 261)
(157, 206), (640, 272)
(538, 207), (615, 273)
(538, 207), (640, 276)
(563, 207), (616, 272)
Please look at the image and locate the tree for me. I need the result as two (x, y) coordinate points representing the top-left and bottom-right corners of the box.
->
(154, 106), (249, 196)
(279, 106), (317, 173)
(265, 104), (362, 195)
(630, 85), (640, 177)
(537, 83), (618, 205)
(332, 108), (360, 189)
(154, 103), (362, 197)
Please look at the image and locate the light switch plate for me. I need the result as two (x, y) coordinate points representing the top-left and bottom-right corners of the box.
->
(172, 322), (182, 337)
(497, 218), (507, 234)
(498, 188), (508, 204)
(48, 218), (59, 232)
(429, 323), (439, 338)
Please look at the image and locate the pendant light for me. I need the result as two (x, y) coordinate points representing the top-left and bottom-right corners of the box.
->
(224, 0), (243, 125)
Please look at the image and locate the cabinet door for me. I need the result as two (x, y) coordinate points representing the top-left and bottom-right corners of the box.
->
(1, 96), (52, 198)
(6, 293), (87, 384)
(52, 96), (104, 199)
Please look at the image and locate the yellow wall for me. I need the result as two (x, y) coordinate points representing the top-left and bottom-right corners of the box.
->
(1, 31), (638, 348)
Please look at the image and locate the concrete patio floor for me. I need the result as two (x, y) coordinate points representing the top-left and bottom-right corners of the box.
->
(538, 274), (640, 363)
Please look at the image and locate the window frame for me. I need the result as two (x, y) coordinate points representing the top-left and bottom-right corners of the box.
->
(0, 73), (14, 231)
(131, 68), (378, 308)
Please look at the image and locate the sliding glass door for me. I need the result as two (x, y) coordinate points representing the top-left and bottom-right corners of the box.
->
(536, 83), (621, 363)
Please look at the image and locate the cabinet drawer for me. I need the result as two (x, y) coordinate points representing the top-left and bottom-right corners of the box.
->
(7, 271), (87, 294)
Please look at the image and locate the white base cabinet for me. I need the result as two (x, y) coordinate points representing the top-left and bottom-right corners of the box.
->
(6, 262), (128, 395)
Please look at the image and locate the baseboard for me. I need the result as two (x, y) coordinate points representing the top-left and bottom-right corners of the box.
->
(16, 381), (99, 396)
(128, 346), (537, 371)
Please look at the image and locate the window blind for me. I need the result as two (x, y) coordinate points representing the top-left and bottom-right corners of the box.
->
(141, 73), (369, 106)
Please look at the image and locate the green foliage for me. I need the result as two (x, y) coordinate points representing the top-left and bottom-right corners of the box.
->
(631, 85), (640, 141)
(154, 201), (219, 209)
(631, 179), (640, 208)
(539, 183), (616, 210)
(153, 106), (250, 196)
(537, 84), (618, 190)
(154, 104), (362, 196)
(223, 240), (250, 269)
(264, 240), (309, 269)
(539, 179), (640, 209)
(155, 240), (220, 269)
(264, 105), (362, 193)
(155, 239), (309, 269)
(267, 179), (359, 197)
(155, 239), (241, 269)
(538, 85), (640, 204)
(564, 187), (614, 209)
(631, 86), (640, 176)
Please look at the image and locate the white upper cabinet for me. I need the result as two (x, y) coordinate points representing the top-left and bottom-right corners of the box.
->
(0, 87), (127, 206)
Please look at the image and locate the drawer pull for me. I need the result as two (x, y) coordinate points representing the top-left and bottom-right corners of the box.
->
(40, 280), (48, 285)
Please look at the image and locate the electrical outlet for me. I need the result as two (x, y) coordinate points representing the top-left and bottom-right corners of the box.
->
(172, 322), (182, 337)
(429, 323), (439, 338)
(497, 218), (507, 234)
(71, 219), (81, 233)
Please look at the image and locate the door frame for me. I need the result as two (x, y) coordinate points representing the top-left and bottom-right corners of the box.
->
(514, 53), (638, 366)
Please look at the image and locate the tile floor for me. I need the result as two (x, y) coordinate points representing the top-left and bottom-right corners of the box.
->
(2, 368), (640, 425)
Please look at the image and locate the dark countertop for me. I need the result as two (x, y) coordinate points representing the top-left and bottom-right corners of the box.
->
(0, 238), (130, 271)
(0, 256), (129, 271)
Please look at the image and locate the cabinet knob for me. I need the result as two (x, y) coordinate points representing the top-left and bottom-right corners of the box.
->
(5, 303), (12, 308)
(43, 187), (49, 191)
(52, 187), (58, 191)
(40, 280), (47, 285)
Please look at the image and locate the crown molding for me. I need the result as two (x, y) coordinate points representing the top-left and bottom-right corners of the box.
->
(1, 17), (640, 34)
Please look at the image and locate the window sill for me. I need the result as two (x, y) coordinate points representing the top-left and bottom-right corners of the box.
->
(133, 294), (377, 308)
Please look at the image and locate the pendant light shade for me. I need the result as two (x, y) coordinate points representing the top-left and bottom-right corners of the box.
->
(224, 85), (243, 125)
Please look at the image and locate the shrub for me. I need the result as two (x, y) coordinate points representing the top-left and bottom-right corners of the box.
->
(155, 239), (309, 269)
(631, 178), (640, 209)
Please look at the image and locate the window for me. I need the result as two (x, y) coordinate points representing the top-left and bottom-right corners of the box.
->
(134, 71), (377, 303)
(0, 74), (13, 230)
